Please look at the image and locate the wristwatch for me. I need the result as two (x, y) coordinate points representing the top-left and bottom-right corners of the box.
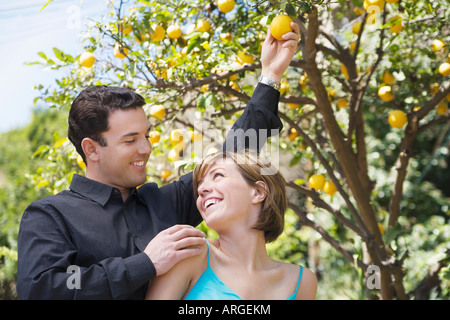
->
(258, 75), (281, 91)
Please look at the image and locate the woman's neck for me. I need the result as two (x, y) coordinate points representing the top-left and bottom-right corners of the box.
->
(214, 228), (272, 271)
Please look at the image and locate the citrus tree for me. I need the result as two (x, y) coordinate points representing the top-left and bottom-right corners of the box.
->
(27, 0), (450, 299)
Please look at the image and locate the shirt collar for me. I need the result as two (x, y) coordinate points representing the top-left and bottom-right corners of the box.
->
(70, 174), (119, 206)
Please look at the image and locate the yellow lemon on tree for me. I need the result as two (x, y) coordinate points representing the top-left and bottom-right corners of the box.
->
(79, 52), (95, 68)
(77, 154), (86, 170)
(437, 102), (448, 115)
(378, 85), (394, 102)
(119, 22), (133, 35)
(389, 15), (403, 33)
(288, 128), (298, 141)
(352, 20), (362, 34)
(167, 149), (180, 162)
(388, 110), (407, 129)
(160, 169), (171, 180)
(149, 131), (161, 144)
(218, 0), (235, 13)
(324, 181), (337, 196)
(341, 64), (349, 79)
(237, 51), (254, 64)
(337, 98), (348, 109)
(363, 0), (385, 11)
(113, 46), (129, 59)
(432, 39), (445, 52)
(190, 130), (203, 142)
(385, 0), (398, 3)
(438, 62), (450, 76)
(196, 19), (211, 32)
(383, 70), (396, 84)
(219, 32), (232, 43)
(169, 129), (184, 146)
(309, 174), (325, 191)
(167, 24), (182, 39)
(150, 24), (165, 41)
(270, 14), (293, 41)
(149, 104), (166, 120)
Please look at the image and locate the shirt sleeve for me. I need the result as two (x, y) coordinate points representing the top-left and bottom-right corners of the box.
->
(16, 202), (156, 300)
(158, 83), (282, 226)
(222, 82), (282, 153)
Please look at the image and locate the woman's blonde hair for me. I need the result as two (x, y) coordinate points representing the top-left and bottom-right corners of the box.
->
(193, 151), (287, 243)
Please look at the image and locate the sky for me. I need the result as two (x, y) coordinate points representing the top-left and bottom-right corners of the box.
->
(0, 0), (109, 133)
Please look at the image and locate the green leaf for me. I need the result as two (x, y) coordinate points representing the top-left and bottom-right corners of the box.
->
(38, 52), (47, 60)
(39, 0), (54, 11)
(53, 47), (64, 61)
(285, 3), (297, 18)
(197, 94), (207, 111)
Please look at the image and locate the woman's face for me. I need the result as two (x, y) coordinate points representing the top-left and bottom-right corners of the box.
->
(196, 158), (258, 232)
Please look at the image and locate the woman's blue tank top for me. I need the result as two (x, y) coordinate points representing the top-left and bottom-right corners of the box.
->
(184, 240), (303, 300)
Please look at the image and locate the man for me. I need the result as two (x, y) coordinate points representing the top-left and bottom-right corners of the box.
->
(16, 23), (300, 299)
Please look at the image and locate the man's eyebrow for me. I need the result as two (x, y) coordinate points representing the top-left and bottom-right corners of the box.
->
(120, 126), (151, 138)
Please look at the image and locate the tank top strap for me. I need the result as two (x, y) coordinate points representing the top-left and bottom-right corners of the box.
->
(205, 239), (211, 267)
(294, 265), (303, 295)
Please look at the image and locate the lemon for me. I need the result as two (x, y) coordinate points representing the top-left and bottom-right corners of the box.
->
(432, 39), (445, 52)
(341, 64), (349, 79)
(288, 128), (298, 141)
(160, 169), (171, 180)
(309, 174), (325, 191)
(196, 19), (211, 33)
(337, 98), (348, 109)
(149, 131), (161, 144)
(119, 23), (133, 35)
(218, 0), (235, 13)
(237, 50), (254, 64)
(150, 25), (165, 41)
(438, 62), (450, 76)
(324, 181), (337, 196)
(382, 70), (396, 84)
(77, 154), (86, 170)
(149, 104), (166, 120)
(378, 85), (394, 102)
(167, 149), (180, 162)
(437, 102), (448, 115)
(167, 24), (182, 39)
(388, 110), (407, 129)
(113, 46), (129, 59)
(270, 14), (293, 41)
(190, 130), (203, 142)
(352, 20), (362, 34)
(389, 15), (403, 33)
(363, 0), (385, 11)
(79, 52), (95, 68)
(169, 129), (184, 146)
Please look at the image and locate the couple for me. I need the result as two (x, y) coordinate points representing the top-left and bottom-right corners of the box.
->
(17, 22), (316, 299)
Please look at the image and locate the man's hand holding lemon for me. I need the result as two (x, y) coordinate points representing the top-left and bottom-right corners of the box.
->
(261, 15), (300, 84)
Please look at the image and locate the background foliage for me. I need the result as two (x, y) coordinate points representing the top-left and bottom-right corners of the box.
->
(1, 0), (449, 299)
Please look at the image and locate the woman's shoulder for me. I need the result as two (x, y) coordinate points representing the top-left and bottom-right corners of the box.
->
(296, 265), (318, 300)
(276, 261), (317, 300)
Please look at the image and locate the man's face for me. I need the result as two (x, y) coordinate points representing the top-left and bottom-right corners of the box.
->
(95, 107), (151, 192)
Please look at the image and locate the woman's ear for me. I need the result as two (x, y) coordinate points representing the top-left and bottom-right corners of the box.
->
(251, 181), (268, 204)
(81, 137), (100, 163)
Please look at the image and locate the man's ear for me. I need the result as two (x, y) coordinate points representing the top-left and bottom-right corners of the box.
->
(251, 181), (268, 204)
(81, 137), (100, 163)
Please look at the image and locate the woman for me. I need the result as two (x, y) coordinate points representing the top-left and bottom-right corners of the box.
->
(146, 151), (317, 300)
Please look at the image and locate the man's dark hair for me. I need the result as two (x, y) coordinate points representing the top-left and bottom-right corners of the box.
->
(68, 86), (146, 163)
